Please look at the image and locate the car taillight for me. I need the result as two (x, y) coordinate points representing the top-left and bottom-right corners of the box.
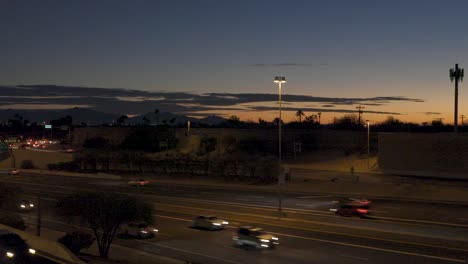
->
(357, 209), (368, 214)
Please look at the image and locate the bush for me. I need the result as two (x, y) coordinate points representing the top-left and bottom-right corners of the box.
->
(47, 161), (80, 172)
(58, 231), (95, 254)
(20, 160), (34, 169)
(0, 215), (26, 230)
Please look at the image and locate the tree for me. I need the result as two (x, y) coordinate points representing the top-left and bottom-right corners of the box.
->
(56, 192), (153, 258)
(295, 110), (305, 122)
(142, 116), (150, 126)
(116, 115), (128, 126)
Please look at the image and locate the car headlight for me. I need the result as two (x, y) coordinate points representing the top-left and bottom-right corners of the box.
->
(261, 239), (270, 243)
(153, 229), (159, 232)
(272, 237), (278, 240)
(30, 204), (34, 207)
(6, 252), (14, 258)
(29, 248), (36, 254)
(20, 205), (26, 208)
(222, 221), (229, 225)
(141, 230), (148, 234)
(261, 244), (269, 248)
(213, 223), (221, 226)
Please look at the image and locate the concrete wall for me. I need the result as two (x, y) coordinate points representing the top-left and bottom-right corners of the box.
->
(378, 133), (468, 178)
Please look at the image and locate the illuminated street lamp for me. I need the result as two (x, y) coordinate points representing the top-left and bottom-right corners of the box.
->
(366, 120), (370, 169)
(274, 76), (286, 214)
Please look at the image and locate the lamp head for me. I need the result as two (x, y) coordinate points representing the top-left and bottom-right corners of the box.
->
(274, 76), (286, 83)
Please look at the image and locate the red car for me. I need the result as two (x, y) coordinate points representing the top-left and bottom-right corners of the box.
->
(332, 202), (370, 217)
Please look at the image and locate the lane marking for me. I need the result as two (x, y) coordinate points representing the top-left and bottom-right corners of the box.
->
(10, 180), (468, 230)
(155, 208), (468, 253)
(137, 240), (243, 264)
(340, 254), (369, 261)
(378, 206), (401, 210)
(155, 212), (467, 263)
(14, 180), (468, 229)
(298, 195), (333, 199)
(155, 203), (468, 244)
(185, 228), (201, 232)
(157, 215), (192, 222)
(272, 231), (465, 263)
(36, 217), (241, 264)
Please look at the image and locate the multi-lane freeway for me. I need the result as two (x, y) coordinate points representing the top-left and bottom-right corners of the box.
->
(1, 173), (468, 264)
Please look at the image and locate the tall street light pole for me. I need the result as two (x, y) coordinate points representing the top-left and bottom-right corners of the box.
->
(366, 120), (370, 169)
(450, 64), (464, 133)
(274, 76), (286, 215)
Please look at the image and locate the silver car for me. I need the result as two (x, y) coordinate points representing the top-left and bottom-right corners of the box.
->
(233, 226), (279, 249)
(192, 215), (229, 230)
(120, 222), (158, 238)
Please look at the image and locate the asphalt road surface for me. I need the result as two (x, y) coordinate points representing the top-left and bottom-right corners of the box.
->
(1, 174), (468, 264)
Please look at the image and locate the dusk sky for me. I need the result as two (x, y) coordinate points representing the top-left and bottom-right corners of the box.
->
(1, 0), (468, 123)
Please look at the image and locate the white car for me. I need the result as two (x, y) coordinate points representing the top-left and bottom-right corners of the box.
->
(128, 179), (149, 187)
(19, 200), (34, 211)
(119, 222), (158, 238)
(192, 215), (229, 230)
(233, 226), (279, 249)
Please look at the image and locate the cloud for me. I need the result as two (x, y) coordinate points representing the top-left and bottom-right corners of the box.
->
(248, 106), (401, 115)
(419, 112), (442, 115)
(0, 85), (423, 118)
(249, 63), (312, 67)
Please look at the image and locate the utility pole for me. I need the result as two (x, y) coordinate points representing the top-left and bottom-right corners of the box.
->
(461, 115), (465, 126)
(317, 112), (322, 124)
(36, 196), (41, 236)
(450, 64), (464, 133)
(356, 105), (365, 125)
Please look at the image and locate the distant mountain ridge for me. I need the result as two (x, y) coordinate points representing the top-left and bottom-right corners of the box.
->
(0, 108), (226, 125)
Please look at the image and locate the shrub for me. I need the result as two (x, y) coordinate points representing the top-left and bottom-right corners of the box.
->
(20, 160), (34, 169)
(58, 231), (95, 254)
(0, 215), (26, 230)
(47, 161), (80, 172)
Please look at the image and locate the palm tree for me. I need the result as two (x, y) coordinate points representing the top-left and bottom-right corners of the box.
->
(154, 109), (159, 125)
(295, 110), (305, 123)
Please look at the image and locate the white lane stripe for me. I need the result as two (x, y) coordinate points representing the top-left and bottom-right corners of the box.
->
(298, 195), (332, 199)
(340, 254), (369, 261)
(272, 231), (465, 263)
(137, 240), (243, 264)
(11, 180), (468, 229)
(156, 215), (192, 222)
(156, 208), (468, 253)
(156, 213), (465, 263)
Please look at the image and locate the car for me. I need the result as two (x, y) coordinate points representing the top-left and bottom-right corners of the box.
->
(18, 200), (34, 211)
(192, 215), (229, 230)
(119, 222), (158, 238)
(347, 198), (372, 206)
(233, 226), (279, 249)
(331, 202), (370, 217)
(7, 169), (20, 176)
(128, 179), (150, 187)
(0, 229), (36, 263)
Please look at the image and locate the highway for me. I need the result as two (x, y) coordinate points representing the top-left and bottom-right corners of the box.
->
(1, 174), (468, 264)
